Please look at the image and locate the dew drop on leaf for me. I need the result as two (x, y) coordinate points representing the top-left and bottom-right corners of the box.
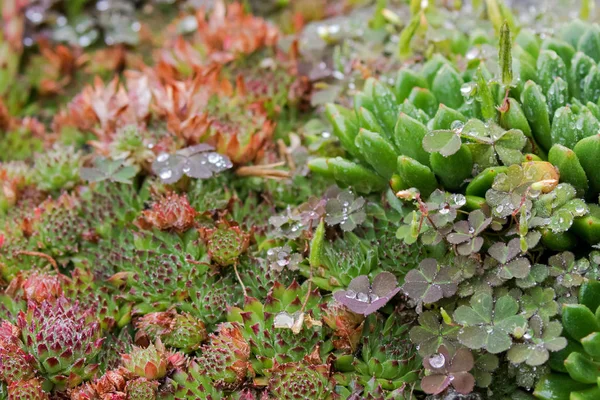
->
(429, 353), (446, 368)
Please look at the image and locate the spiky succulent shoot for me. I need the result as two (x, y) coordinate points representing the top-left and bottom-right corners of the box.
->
(7, 378), (49, 400)
(304, 232), (377, 292)
(109, 248), (209, 316)
(0, 325), (36, 385)
(195, 322), (252, 390)
(135, 310), (207, 353)
(64, 267), (129, 332)
(124, 377), (159, 399)
(181, 271), (243, 329)
(97, 329), (134, 373)
(357, 205), (430, 277)
(172, 360), (225, 400)
(107, 125), (156, 167)
(79, 181), (149, 238)
(16, 297), (104, 390)
(136, 192), (198, 233)
(32, 144), (82, 192)
(268, 360), (334, 400)
(121, 342), (168, 380)
(321, 300), (365, 352)
(237, 256), (295, 300)
(202, 92), (276, 165)
(350, 313), (420, 390)
(227, 281), (330, 376)
(199, 219), (251, 267)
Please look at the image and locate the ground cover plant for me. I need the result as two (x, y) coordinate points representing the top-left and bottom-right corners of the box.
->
(1, 0), (600, 399)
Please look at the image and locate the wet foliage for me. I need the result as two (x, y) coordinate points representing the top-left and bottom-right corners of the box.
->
(1, 0), (600, 399)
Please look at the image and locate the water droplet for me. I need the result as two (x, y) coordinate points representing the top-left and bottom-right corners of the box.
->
(469, 227), (475, 234)
(369, 294), (379, 302)
(208, 153), (220, 164)
(157, 153), (169, 162)
(451, 120), (465, 132)
(575, 205), (586, 214)
(345, 290), (357, 299)
(452, 194), (466, 207)
(357, 292), (369, 302)
(159, 170), (172, 180)
(496, 205), (504, 214)
(96, 0), (109, 11)
(328, 25), (340, 34)
(439, 202), (450, 214)
(182, 165), (191, 173)
(267, 249), (275, 256)
(322, 131), (331, 139)
(429, 353), (446, 369)
(486, 327), (493, 333)
(523, 333), (532, 340)
(277, 259), (288, 267)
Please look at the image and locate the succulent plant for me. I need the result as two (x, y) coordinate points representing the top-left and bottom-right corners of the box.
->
(136, 192), (198, 233)
(32, 144), (82, 192)
(0, 325), (36, 385)
(199, 219), (251, 267)
(172, 360), (224, 400)
(321, 300), (365, 352)
(121, 342), (168, 380)
(194, 322), (252, 390)
(302, 232), (377, 292)
(349, 312), (421, 391)
(268, 360), (333, 400)
(6, 2), (600, 400)
(16, 297), (104, 390)
(534, 281), (600, 400)
(7, 377), (49, 400)
(135, 310), (207, 353)
(227, 281), (328, 376)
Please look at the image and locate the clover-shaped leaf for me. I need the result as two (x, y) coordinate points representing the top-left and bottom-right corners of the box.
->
(494, 129), (528, 166)
(80, 157), (138, 184)
(472, 352), (499, 388)
(269, 207), (306, 239)
(409, 311), (460, 357)
(333, 272), (401, 316)
(266, 245), (303, 272)
(402, 259), (458, 313)
(507, 316), (567, 366)
(423, 129), (462, 156)
(461, 121), (526, 168)
(516, 263), (549, 289)
(548, 251), (589, 288)
(425, 190), (466, 228)
(521, 287), (558, 324)
(454, 292), (527, 354)
(421, 345), (475, 395)
(152, 144), (232, 184)
(485, 165), (534, 218)
(446, 210), (492, 255)
(325, 189), (366, 232)
(486, 238), (530, 280)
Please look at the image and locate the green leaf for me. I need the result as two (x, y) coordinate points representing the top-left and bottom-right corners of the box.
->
(563, 304), (600, 341)
(409, 311), (459, 357)
(499, 21), (513, 86)
(423, 130), (462, 156)
(455, 293), (526, 353)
